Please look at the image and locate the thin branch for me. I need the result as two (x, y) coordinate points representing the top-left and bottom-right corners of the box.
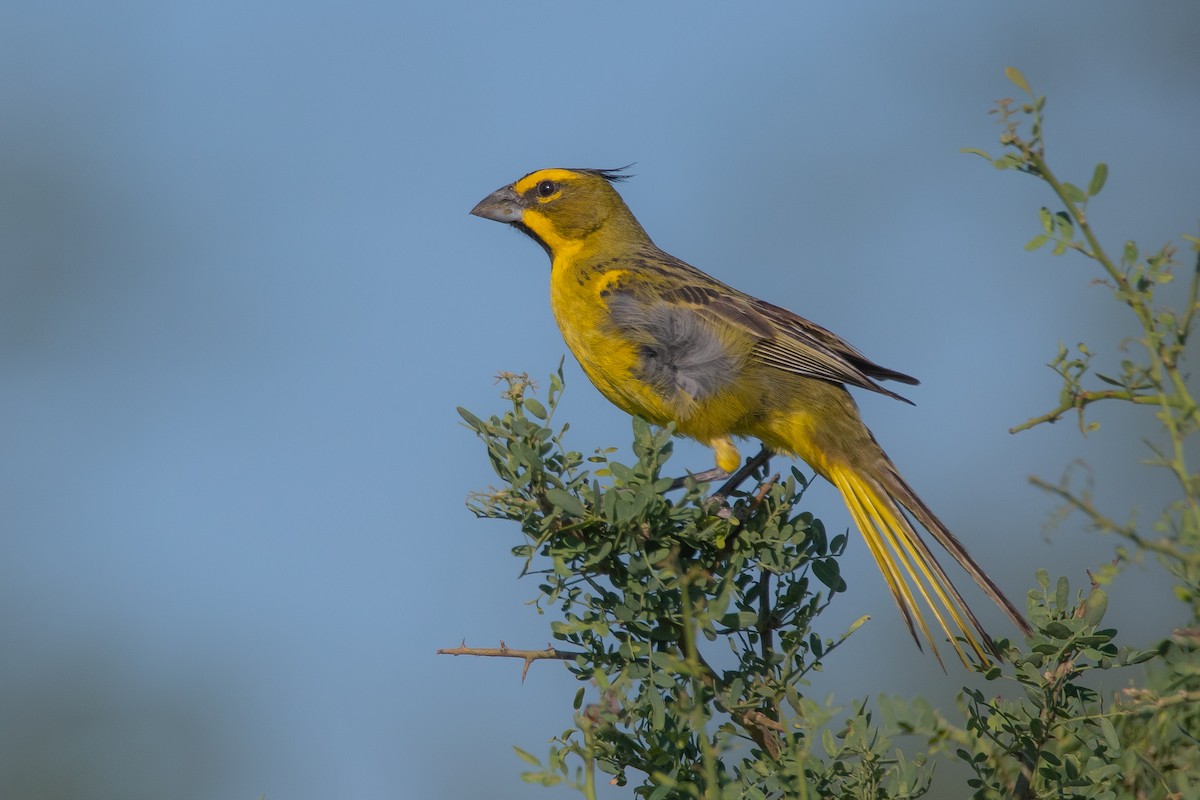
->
(675, 606), (785, 760)
(1120, 688), (1200, 711)
(667, 446), (774, 494)
(1177, 248), (1200, 343)
(1012, 656), (1077, 800)
(1029, 476), (1187, 560)
(669, 467), (729, 489)
(715, 447), (774, 500)
(758, 569), (774, 663)
(437, 640), (581, 681)
(1009, 389), (1164, 434)
(678, 574), (722, 798)
(1026, 149), (1126, 298)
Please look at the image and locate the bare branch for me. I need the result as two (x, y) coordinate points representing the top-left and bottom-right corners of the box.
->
(1028, 476), (1187, 560)
(437, 640), (581, 681)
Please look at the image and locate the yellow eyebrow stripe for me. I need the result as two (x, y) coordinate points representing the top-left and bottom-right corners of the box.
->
(513, 168), (582, 195)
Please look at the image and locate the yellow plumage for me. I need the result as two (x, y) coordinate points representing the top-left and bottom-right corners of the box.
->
(472, 167), (1032, 666)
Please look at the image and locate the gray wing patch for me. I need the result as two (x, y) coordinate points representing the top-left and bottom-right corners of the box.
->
(607, 294), (740, 410)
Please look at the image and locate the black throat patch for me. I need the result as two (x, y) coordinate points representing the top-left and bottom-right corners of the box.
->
(511, 221), (551, 259)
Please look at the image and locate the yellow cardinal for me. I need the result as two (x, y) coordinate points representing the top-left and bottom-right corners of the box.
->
(471, 167), (1031, 666)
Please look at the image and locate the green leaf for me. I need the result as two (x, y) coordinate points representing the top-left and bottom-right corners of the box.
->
(1038, 765), (1061, 782)
(513, 746), (542, 766)
(1055, 575), (1069, 610)
(608, 462), (635, 483)
(1123, 240), (1138, 265)
(1044, 621), (1073, 639)
(1062, 182), (1087, 204)
(545, 488), (587, 518)
(1099, 717), (1121, 753)
(719, 611), (759, 630)
(1076, 633), (1114, 647)
(1088, 162), (1108, 196)
(648, 785), (671, 800)
(1025, 234), (1051, 252)
(1053, 211), (1074, 239)
(457, 406), (485, 430)
(524, 397), (548, 420)
(1039, 206), (1054, 233)
(1005, 66), (1031, 94)
(809, 518), (828, 554)
(511, 442), (538, 467)
(1082, 588), (1108, 626)
(960, 147), (993, 160)
(812, 558), (846, 593)
(1125, 648), (1159, 665)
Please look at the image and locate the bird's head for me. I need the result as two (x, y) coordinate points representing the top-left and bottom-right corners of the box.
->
(470, 167), (649, 259)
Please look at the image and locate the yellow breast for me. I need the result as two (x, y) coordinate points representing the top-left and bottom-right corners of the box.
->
(548, 256), (677, 425)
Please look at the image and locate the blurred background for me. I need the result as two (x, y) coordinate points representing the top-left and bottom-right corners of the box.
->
(1, 2), (1198, 797)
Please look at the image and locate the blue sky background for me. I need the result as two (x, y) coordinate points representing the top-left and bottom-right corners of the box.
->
(2, 3), (1198, 798)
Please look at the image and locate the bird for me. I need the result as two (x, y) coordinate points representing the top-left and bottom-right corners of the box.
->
(470, 166), (1032, 667)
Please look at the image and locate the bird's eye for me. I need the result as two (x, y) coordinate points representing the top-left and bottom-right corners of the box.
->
(536, 180), (557, 197)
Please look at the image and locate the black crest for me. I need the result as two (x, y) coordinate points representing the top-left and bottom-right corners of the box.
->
(578, 165), (636, 184)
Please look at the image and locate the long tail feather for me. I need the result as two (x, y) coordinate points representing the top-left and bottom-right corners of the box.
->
(881, 464), (1034, 639)
(834, 472), (923, 646)
(827, 463), (1021, 668)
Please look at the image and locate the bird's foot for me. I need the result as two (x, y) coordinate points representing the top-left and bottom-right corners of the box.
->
(712, 446), (774, 503)
(665, 446), (775, 516)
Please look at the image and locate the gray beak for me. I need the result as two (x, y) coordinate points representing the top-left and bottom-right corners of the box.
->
(470, 186), (524, 223)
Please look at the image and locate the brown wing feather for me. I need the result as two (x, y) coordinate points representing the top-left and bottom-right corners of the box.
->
(637, 248), (918, 402)
(749, 299), (919, 404)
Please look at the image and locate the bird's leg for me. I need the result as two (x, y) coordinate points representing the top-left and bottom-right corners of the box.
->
(712, 446), (773, 503)
(666, 435), (741, 490)
(666, 445), (774, 495)
(710, 436), (743, 474)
